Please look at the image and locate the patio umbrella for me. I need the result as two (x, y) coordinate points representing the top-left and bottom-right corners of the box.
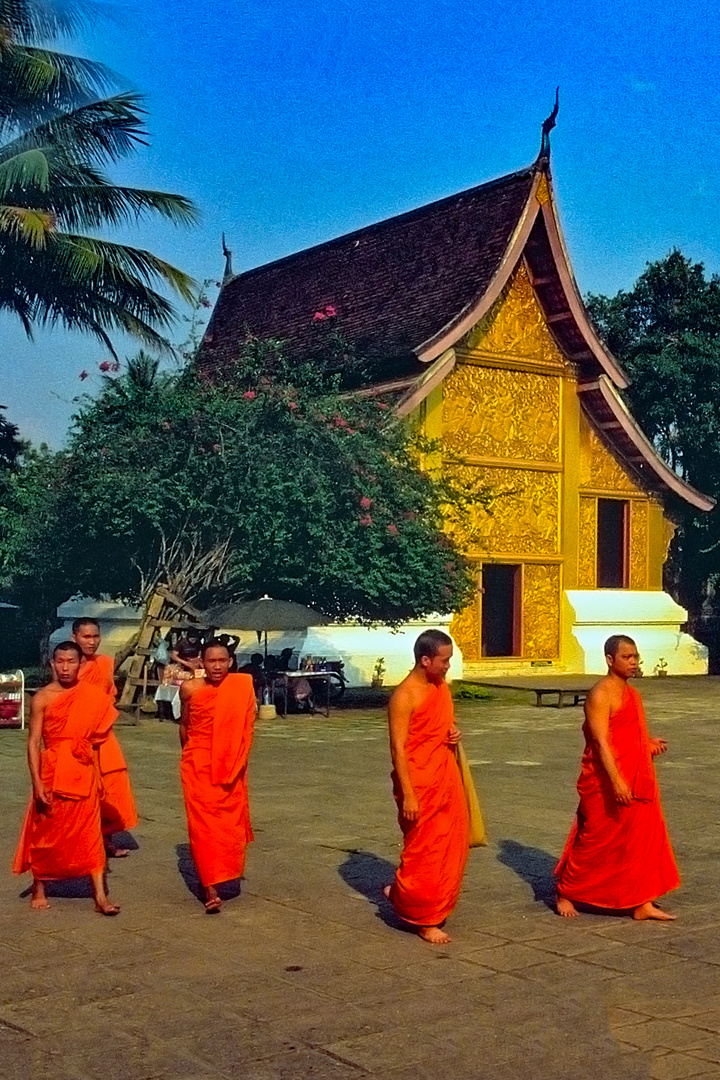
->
(206, 595), (332, 658)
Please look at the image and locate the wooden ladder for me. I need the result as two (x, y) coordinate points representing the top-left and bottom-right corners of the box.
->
(117, 585), (214, 715)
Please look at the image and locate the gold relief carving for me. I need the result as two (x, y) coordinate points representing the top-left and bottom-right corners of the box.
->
(579, 411), (644, 494)
(450, 591), (480, 663)
(443, 364), (560, 463)
(578, 498), (597, 588)
(465, 261), (569, 367)
(629, 501), (649, 590)
(445, 464), (559, 556)
(535, 173), (550, 205)
(523, 564), (560, 659)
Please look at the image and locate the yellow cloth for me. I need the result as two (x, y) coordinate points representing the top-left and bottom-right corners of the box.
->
(455, 743), (488, 847)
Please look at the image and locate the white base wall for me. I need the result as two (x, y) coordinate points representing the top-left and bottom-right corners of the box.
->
(52, 597), (462, 687)
(565, 590), (708, 676)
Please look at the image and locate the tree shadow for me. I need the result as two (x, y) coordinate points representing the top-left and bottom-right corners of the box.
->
(496, 839), (558, 909)
(175, 843), (241, 903)
(337, 849), (411, 932)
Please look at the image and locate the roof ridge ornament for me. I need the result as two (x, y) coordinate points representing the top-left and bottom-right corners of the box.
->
(222, 233), (234, 282)
(538, 88), (559, 161)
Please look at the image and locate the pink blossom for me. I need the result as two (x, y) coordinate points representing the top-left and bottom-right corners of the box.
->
(377, 402), (388, 410)
(312, 311), (326, 322)
(98, 360), (111, 372)
(359, 515), (373, 526)
(360, 496), (372, 510)
(161, 421), (171, 431)
(212, 443), (221, 452)
(243, 390), (257, 400)
(110, 361), (121, 373)
(324, 305), (337, 317)
(288, 401), (298, 411)
(79, 370), (89, 380)
(200, 297), (212, 309)
(387, 524), (398, 537)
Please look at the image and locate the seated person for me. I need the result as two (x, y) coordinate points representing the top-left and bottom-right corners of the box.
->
(163, 639), (205, 684)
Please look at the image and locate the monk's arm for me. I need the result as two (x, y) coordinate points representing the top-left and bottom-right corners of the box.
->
(27, 693), (51, 809)
(584, 690), (633, 806)
(388, 690), (420, 821)
(178, 682), (193, 748)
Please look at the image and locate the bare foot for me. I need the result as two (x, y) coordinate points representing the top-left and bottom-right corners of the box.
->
(382, 885), (392, 900)
(204, 887), (222, 914)
(633, 901), (676, 922)
(94, 899), (121, 916)
(557, 897), (579, 918)
(419, 925), (452, 945)
(30, 881), (50, 911)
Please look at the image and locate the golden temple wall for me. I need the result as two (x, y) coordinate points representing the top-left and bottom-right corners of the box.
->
(428, 260), (670, 671)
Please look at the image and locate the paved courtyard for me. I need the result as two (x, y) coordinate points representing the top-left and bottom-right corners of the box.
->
(2, 677), (720, 1080)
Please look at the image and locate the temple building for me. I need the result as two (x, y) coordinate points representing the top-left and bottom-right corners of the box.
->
(197, 142), (714, 678)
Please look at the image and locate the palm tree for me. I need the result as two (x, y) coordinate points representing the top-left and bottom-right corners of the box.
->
(0, 0), (197, 351)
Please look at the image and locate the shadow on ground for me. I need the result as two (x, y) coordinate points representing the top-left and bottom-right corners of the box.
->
(175, 843), (241, 903)
(338, 849), (409, 931)
(496, 839), (558, 908)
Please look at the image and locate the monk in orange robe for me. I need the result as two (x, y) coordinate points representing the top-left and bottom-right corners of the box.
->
(13, 641), (120, 914)
(72, 617), (138, 857)
(179, 640), (256, 912)
(384, 629), (469, 944)
(556, 634), (680, 921)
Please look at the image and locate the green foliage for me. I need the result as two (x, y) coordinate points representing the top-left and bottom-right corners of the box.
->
(1, 339), (485, 630)
(451, 682), (492, 701)
(587, 249), (720, 629)
(0, 0), (197, 350)
(0, 402), (22, 470)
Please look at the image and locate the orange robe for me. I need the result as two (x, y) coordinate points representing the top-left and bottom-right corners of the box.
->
(78, 654), (138, 836)
(180, 674), (256, 888)
(13, 683), (116, 880)
(389, 682), (469, 926)
(555, 685), (680, 909)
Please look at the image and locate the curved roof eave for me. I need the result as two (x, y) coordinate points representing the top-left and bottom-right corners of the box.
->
(414, 164), (629, 391)
(579, 376), (715, 512)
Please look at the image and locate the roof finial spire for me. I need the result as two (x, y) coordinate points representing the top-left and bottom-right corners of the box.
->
(538, 88), (559, 160)
(221, 233), (234, 282)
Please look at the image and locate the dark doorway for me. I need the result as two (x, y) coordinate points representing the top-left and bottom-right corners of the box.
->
(481, 564), (521, 657)
(597, 499), (628, 588)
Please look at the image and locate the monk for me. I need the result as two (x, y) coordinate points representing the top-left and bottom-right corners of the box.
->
(179, 640), (256, 912)
(383, 629), (469, 944)
(72, 617), (138, 857)
(555, 634), (680, 921)
(13, 642), (120, 915)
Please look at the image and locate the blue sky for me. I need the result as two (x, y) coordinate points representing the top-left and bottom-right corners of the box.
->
(2, 0), (720, 445)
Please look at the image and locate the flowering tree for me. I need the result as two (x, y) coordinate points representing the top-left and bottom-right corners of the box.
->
(1, 339), (489, 641)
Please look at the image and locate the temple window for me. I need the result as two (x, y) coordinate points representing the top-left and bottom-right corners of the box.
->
(481, 564), (522, 657)
(597, 499), (629, 589)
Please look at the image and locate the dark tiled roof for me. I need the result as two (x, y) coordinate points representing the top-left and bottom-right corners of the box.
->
(198, 165), (537, 373)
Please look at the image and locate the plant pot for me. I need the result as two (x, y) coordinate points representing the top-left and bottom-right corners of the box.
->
(371, 677), (383, 689)
(258, 703), (277, 720)
(656, 669), (668, 677)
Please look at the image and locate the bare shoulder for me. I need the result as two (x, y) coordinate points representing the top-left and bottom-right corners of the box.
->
(33, 685), (55, 707)
(180, 678), (204, 701)
(389, 674), (425, 716)
(586, 678), (612, 706)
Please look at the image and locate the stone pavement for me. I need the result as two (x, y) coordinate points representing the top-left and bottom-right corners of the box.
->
(1, 677), (720, 1080)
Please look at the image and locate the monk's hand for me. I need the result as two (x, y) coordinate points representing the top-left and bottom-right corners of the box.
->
(446, 726), (462, 746)
(613, 777), (633, 806)
(402, 793), (421, 822)
(650, 737), (668, 757)
(33, 783), (52, 813)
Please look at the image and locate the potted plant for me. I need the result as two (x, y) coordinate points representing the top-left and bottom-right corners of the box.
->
(371, 657), (386, 689)
(654, 658), (668, 678)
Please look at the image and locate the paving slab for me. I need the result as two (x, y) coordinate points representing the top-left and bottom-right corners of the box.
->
(2, 676), (720, 1077)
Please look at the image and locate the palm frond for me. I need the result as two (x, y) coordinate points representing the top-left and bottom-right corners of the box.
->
(0, 92), (149, 165)
(0, 44), (115, 132)
(0, 202), (53, 244)
(0, 1), (100, 46)
(0, 146), (49, 192)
